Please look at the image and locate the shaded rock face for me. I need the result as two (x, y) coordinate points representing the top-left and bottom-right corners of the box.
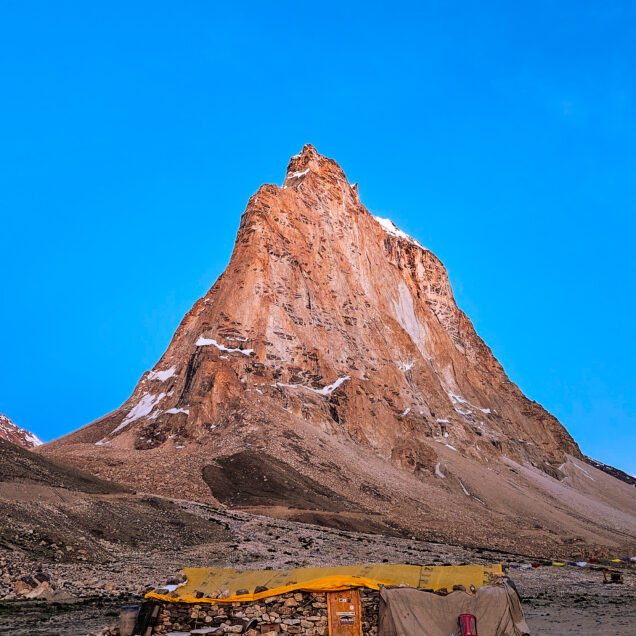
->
(0, 414), (42, 449)
(68, 144), (578, 472)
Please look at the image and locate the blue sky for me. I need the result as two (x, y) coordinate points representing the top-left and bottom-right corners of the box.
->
(1, 1), (634, 474)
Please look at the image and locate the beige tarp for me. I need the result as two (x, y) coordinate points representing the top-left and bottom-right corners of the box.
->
(378, 582), (530, 636)
(146, 563), (503, 604)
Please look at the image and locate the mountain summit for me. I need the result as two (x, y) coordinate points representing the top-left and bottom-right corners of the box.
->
(43, 146), (635, 556)
(0, 413), (42, 449)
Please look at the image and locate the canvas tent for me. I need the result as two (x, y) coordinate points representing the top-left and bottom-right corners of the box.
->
(378, 581), (530, 636)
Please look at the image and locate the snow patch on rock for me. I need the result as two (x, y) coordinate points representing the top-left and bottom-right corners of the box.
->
(147, 366), (176, 382)
(572, 463), (595, 481)
(393, 282), (429, 360)
(398, 359), (415, 372)
(274, 376), (351, 397)
(373, 216), (426, 249)
(447, 391), (490, 417)
(0, 414), (43, 448)
(196, 337), (254, 356)
(100, 392), (166, 442)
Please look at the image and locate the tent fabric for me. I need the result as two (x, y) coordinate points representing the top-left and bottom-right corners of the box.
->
(378, 582), (530, 636)
(146, 563), (503, 604)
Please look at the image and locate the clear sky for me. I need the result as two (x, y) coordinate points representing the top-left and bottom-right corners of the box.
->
(1, 2), (634, 474)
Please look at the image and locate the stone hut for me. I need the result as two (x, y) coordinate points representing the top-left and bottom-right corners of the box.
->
(135, 563), (504, 636)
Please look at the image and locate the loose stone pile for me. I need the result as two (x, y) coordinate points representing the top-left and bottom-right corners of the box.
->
(0, 558), (73, 602)
(0, 554), (151, 601)
(153, 590), (379, 635)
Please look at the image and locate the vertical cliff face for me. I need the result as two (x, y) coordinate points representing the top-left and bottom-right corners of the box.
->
(63, 144), (577, 471)
(0, 414), (42, 449)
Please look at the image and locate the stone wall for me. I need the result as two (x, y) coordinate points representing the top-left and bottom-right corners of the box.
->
(152, 589), (379, 635)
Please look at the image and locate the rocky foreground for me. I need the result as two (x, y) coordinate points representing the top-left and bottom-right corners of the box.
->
(1, 500), (634, 635)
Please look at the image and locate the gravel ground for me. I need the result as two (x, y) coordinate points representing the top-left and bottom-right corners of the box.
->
(1, 500), (633, 635)
(514, 566), (636, 635)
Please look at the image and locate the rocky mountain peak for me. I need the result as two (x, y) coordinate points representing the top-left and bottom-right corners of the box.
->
(38, 146), (636, 558)
(284, 143), (322, 176)
(0, 414), (42, 449)
(49, 146), (583, 471)
(282, 143), (353, 194)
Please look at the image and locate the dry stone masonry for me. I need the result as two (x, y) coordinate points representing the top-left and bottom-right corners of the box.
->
(152, 591), (379, 635)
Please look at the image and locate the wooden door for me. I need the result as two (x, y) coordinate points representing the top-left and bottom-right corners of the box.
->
(327, 589), (363, 636)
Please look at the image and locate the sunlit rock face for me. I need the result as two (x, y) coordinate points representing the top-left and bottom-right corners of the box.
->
(48, 144), (578, 465)
(41, 146), (636, 557)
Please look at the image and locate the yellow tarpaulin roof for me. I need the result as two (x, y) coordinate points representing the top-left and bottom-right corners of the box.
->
(146, 563), (503, 604)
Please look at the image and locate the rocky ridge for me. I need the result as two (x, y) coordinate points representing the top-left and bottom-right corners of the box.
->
(584, 456), (636, 486)
(0, 413), (42, 449)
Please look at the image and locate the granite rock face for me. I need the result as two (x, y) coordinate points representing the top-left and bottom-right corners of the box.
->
(41, 146), (636, 555)
(45, 145), (579, 467)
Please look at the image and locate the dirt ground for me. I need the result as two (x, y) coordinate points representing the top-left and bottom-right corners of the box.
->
(514, 566), (635, 635)
(1, 500), (634, 635)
